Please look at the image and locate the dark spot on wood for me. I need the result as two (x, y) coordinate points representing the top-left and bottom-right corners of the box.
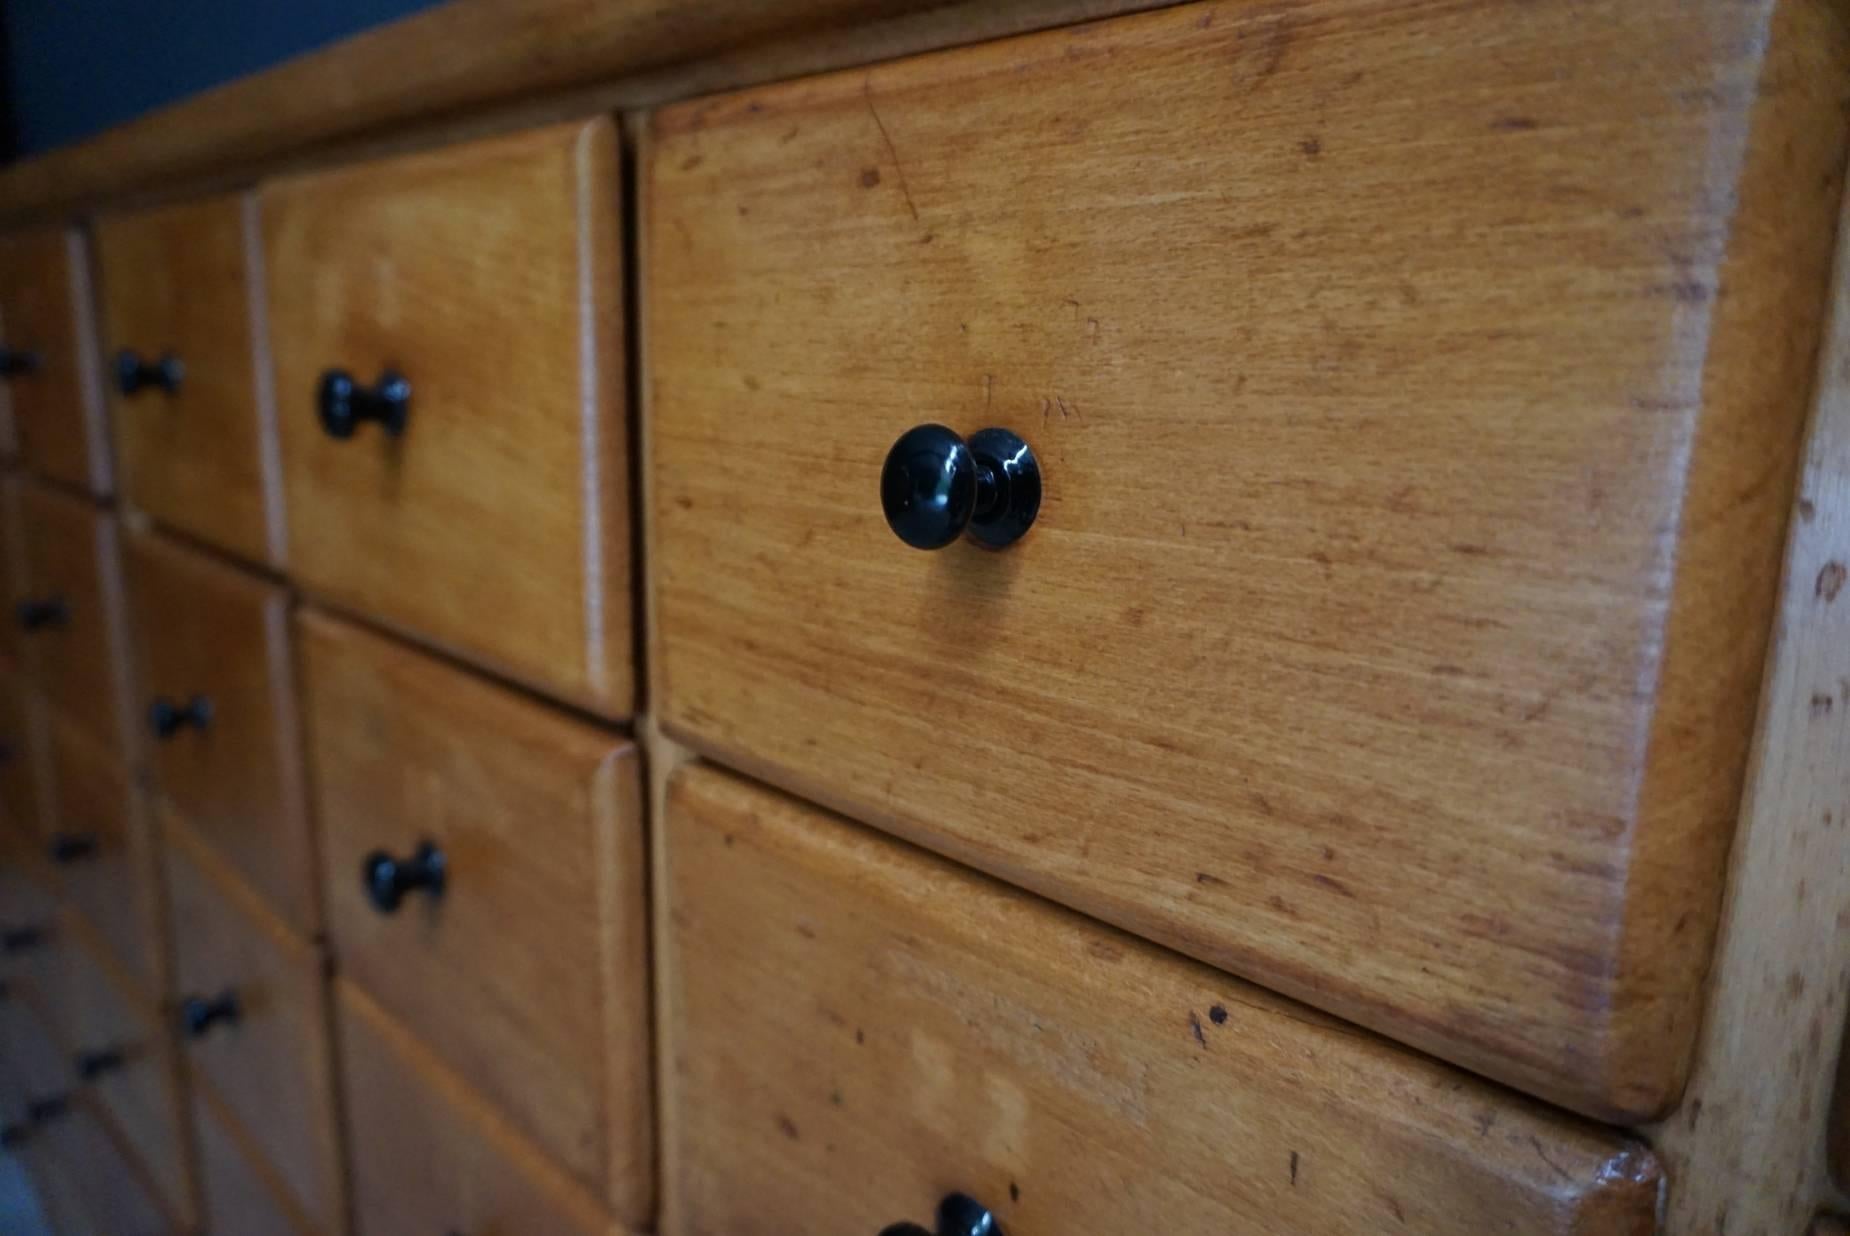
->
(679, 154), (705, 171)
(1196, 871), (1226, 886)
(795, 922), (818, 939)
(1299, 135), (1323, 157)
(859, 167), (882, 188)
(1817, 561), (1845, 602)
(780, 125), (801, 144)
(1188, 1011), (1207, 1048)
(674, 495), (694, 510)
(1289, 1150), (1299, 1185)
(1209, 1005), (1228, 1025)
(830, 1089), (844, 1107)
(743, 375), (761, 391)
(1787, 970), (1807, 999)
(777, 1114), (800, 1140)
(855, 1029), (865, 1045)
(1490, 116), (1539, 131)
(1448, 542), (1489, 556)
(1010, 1181), (1021, 1202)
(721, 833), (734, 846)
(1311, 873), (1356, 899)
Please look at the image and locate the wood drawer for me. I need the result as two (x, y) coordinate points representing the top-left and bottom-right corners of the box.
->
(264, 118), (632, 719)
(0, 472), (25, 671)
(16, 481), (131, 759)
(43, 716), (163, 992)
(0, 980), (67, 1112)
(301, 608), (650, 1223)
(97, 193), (283, 567)
(338, 979), (622, 1236)
(647, 0), (1850, 1122)
(31, 1098), (174, 1236)
(48, 913), (194, 1226)
(195, 1080), (321, 1236)
(0, 823), (58, 993)
(164, 823), (343, 1233)
(0, 665), (51, 838)
(662, 764), (1663, 1236)
(0, 227), (110, 494)
(126, 526), (317, 931)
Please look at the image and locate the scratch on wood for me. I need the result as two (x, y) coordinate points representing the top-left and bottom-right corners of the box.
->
(863, 78), (920, 223)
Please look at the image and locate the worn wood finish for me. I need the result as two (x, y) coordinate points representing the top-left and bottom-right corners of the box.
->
(46, 912), (195, 1226)
(194, 1081), (322, 1236)
(1652, 164), (1850, 1235)
(266, 118), (632, 719)
(337, 979), (625, 1236)
(300, 607), (652, 1223)
(163, 819), (344, 1234)
(661, 764), (1663, 1236)
(648, 0), (1850, 1121)
(16, 481), (132, 760)
(0, 229), (109, 494)
(125, 526), (317, 932)
(97, 194), (284, 567)
(43, 716), (164, 992)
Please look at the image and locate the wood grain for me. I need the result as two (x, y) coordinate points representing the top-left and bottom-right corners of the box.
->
(660, 763), (1662, 1236)
(45, 911), (196, 1227)
(194, 1079), (323, 1236)
(1651, 147), (1850, 1235)
(0, 822), (59, 996)
(337, 979), (627, 1236)
(43, 714), (165, 994)
(125, 526), (318, 933)
(97, 193), (284, 568)
(265, 118), (632, 720)
(16, 480), (133, 760)
(0, 664), (51, 839)
(0, 229), (110, 494)
(0, 472), (27, 672)
(648, 0), (1850, 1122)
(299, 606), (652, 1224)
(163, 818), (344, 1234)
(37, 1097), (176, 1236)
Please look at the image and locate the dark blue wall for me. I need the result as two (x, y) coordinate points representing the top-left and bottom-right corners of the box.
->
(3, 0), (445, 156)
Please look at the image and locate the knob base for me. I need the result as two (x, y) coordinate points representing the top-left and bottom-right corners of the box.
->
(964, 428), (1040, 550)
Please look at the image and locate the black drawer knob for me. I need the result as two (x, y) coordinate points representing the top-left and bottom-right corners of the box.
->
(0, 348), (41, 378)
(363, 841), (445, 914)
(880, 1194), (1004, 1236)
(115, 349), (184, 396)
(179, 989), (241, 1040)
(16, 597), (68, 631)
(47, 833), (97, 865)
(25, 1094), (69, 1124)
(881, 425), (1040, 550)
(149, 693), (213, 740)
(319, 368), (411, 440)
(2, 924), (47, 953)
(75, 1046), (125, 1081)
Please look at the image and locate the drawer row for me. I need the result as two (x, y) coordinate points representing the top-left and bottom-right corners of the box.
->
(0, 0), (1842, 1198)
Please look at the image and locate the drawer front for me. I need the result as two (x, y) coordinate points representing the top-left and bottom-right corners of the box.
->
(165, 825), (342, 1233)
(647, 0), (1850, 1122)
(339, 979), (617, 1236)
(0, 982), (68, 1111)
(0, 472), (25, 670)
(0, 228), (110, 493)
(663, 765), (1662, 1236)
(195, 1083), (320, 1236)
(97, 193), (282, 567)
(0, 823), (58, 992)
(126, 527), (316, 931)
(35, 1100), (173, 1236)
(264, 118), (632, 719)
(50, 915), (194, 1224)
(44, 718), (162, 991)
(17, 482), (130, 758)
(0, 665), (50, 837)
(302, 608), (650, 1221)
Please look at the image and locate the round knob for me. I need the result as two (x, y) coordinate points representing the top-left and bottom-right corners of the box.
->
(880, 1194), (1005, 1236)
(115, 349), (184, 396)
(148, 694), (213, 740)
(75, 1046), (125, 1081)
(319, 368), (411, 440)
(2, 924), (47, 953)
(16, 596), (68, 631)
(363, 841), (446, 914)
(0, 348), (41, 378)
(25, 1094), (69, 1124)
(179, 990), (240, 1040)
(881, 425), (1041, 550)
(47, 833), (97, 865)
